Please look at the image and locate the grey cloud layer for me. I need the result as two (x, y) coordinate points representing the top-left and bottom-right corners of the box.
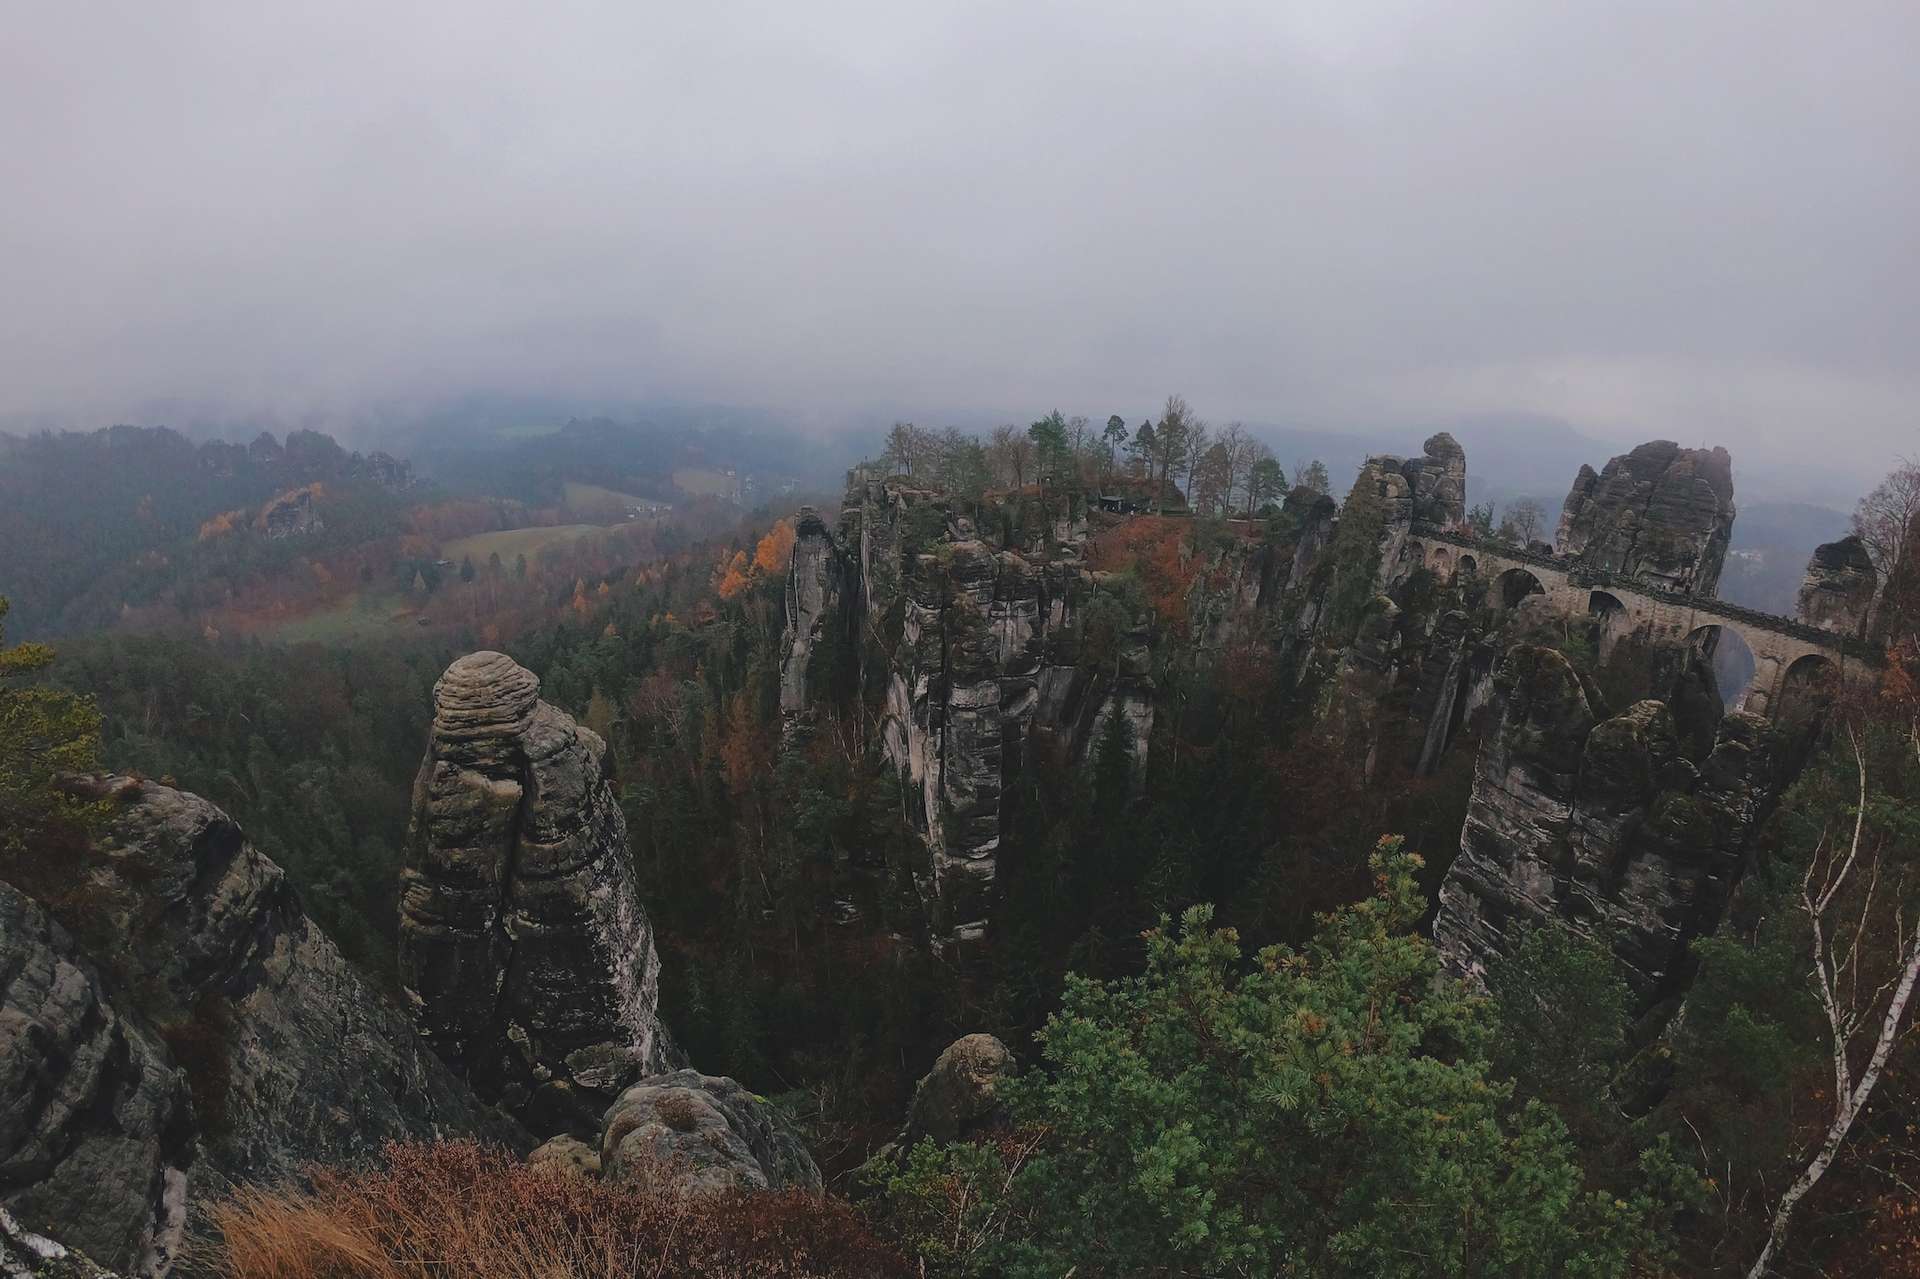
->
(4, 1), (1915, 471)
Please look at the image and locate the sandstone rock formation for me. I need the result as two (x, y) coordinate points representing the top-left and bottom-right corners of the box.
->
(1374, 432), (1468, 531)
(780, 506), (850, 723)
(1433, 646), (1781, 998)
(68, 778), (525, 1179)
(789, 479), (1156, 951)
(1, 1207), (124, 1279)
(600, 1071), (821, 1196)
(894, 1034), (1013, 1150)
(1554, 441), (1735, 595)
(1797, 534), (1877, 638)
(527, 1135), (600, 1179)
(3, 777), (524, 1277)
(0, 883), (188, 1276)
(1365, 435), (1473, 592)
(401, 652), (674, 1135)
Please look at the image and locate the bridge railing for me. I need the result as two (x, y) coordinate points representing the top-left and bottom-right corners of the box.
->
(1407, 523), (1880, 661)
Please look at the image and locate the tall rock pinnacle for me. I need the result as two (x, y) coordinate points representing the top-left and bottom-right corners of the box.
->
(400, 651), (672, 1135)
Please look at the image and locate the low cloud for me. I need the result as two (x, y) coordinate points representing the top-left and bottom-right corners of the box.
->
(4, 1), (1914, 480)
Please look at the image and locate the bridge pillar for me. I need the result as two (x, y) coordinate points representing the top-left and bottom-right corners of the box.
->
(1738, 653), (1781, 716)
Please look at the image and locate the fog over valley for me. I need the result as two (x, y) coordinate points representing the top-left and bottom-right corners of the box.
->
(4, 1), (1917, 489)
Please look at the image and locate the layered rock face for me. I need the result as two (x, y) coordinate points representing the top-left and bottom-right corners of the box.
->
(1366, 436), (1470, 590)
(1434, 646), (1780, 998)
(401, 652), (672, 1136)
(1797, 534), (1877, 637)
(3, 777), (524, 1277)
(1373, 432), (1468, 530)
(73, 779), (527, 1179)
(780, 506), (850, 721)
(2, 1207), (127, 1279)
(0, 884), (188, 1276)
(1554, 441), (1735, 595)
(787, 480), (1156, 950)
(600, 1071), (821, 1196)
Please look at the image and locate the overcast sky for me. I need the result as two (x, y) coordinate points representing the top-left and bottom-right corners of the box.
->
(4, 1), (1915, 475)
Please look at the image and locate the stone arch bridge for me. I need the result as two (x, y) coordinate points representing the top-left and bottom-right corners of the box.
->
(1402, 524), (1877, 716)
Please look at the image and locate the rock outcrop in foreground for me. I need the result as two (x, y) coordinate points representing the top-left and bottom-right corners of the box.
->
(1554, 441), (1735, 595)
(1433, 646), (1780, 998)
(0, 884), (188, 1276)
(1, 1207), (124, 1279)
(401, 651), (674, 1137)
(2, 777), (524, 1276)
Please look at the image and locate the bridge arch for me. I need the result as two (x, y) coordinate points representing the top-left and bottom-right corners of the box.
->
(1687, 623), (1757, 710)
(1429, 545), (1453, 581)
(1405, 524), (1872, 722)
(1775, 653), (1838, 722)
(1496, 566), (1546, 610)
(1588, 590), (1629, 660)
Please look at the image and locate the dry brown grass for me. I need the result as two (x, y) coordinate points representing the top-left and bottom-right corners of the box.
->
(203, 1141), (910, 1279)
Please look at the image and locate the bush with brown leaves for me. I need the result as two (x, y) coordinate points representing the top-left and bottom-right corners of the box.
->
(205, 1141), (910, 1279)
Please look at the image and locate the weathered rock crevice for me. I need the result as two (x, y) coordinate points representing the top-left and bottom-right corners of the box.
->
(781, 478), (1157, 951)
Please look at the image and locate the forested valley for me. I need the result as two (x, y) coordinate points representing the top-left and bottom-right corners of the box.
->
(5, 407), (1919, 1279)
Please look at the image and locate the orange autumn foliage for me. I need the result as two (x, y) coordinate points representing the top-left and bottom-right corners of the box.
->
(754, 518), (797, 575)
(1084, 516), (1198, 629)
(715, 549), (754, 599)
(204, 1140), (909, 1279)
(198, 508), (248, 541)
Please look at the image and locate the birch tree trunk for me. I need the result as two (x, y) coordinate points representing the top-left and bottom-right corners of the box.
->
(1746, 728), (1920, 1278)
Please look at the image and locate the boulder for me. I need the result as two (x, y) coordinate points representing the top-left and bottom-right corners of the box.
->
(600, 1071), (821, 1197)
(401, 652), (675, 1136)
(527, 1135), (600, 1179)
(897, 1034), (1013, 1149)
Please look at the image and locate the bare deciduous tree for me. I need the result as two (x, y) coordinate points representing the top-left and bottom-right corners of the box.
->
(1504, 497), (1546, 546)
(1747, 723), (1920, 1278)
(987, 423), (1033, 490)
(1853, 457), (1920, 640)
(1152, 395), (1194, 511)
